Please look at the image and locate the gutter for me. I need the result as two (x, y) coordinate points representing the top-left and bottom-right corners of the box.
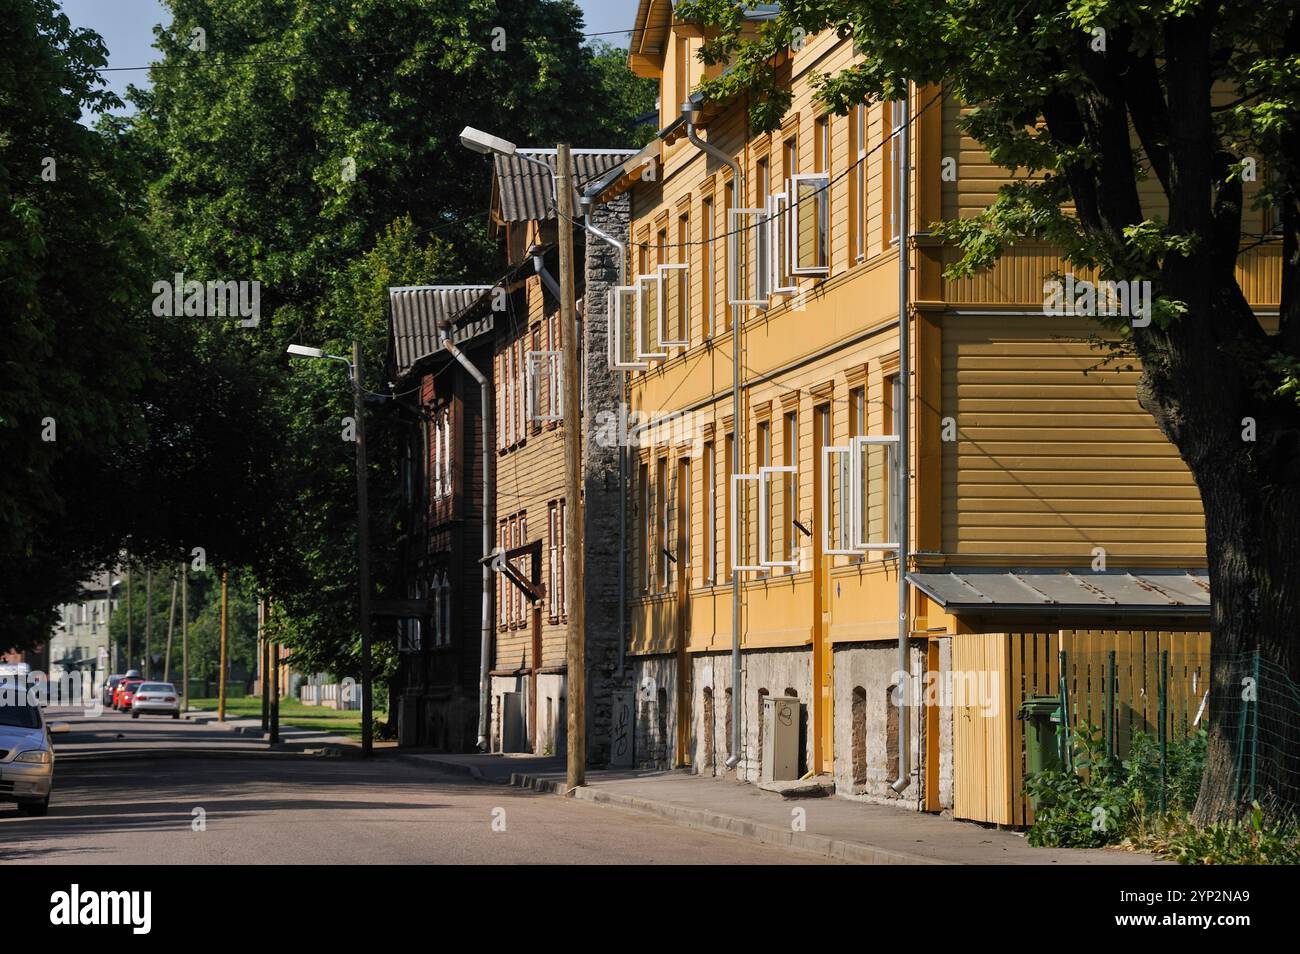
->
(682, 101), (746, 771)
(441, 336), (494, 751)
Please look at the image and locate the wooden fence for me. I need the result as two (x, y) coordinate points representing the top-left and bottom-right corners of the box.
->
(953, 629), (1211, 827)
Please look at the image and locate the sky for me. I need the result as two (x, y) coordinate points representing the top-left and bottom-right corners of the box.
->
(60, 0), (644, 118)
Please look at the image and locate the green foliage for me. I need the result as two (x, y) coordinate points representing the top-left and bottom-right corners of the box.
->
(0, 0), (156, 645)
(1024, 723), (1207, 848)
(1151, 803), (1300, 865)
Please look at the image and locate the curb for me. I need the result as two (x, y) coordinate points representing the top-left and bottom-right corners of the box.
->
(392, 754), (494, 782)
(57, 748), (319, 764)
(510, 772), (949, 866)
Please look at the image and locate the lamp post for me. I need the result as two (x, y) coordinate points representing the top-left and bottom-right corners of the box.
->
(287, 341), (374, 757)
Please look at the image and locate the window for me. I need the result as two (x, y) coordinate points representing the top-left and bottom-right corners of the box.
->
(677, 211), (691, 343)
(724, 432), (734, 579)
(636, 272), (667, 361)
(607, 284), (644, 371)
(548, 500), (567, 622)
(517, 338), (527, 442)
(783, 411), (798, 565)
(723, 179), (735, 329)
(657, 456), (670, 590)
(514, 513), (527, 627)
(790, 173), (830, 275)
(498, 522), (508, 627)
(755, 157), (770, 300)
(821, 388), (900, 558)
(640, 460), (652, 592)
(728, 205), (767, 305)
(783, 135), (798, 181)
(886, 99), (905, 245)
(431, 404), (452, 500)
(704, 440), (716, 583)
(756, 420), (771, 573)
(815, 115), (830, 176)
(853, 104), (867, 262)
(526, 347), (561, 424)
(702, 196), (714, 338)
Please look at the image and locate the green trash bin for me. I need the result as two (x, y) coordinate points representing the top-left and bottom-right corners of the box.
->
(1020, 695), (1064, 778)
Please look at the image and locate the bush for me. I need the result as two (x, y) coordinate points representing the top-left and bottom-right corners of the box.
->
(1024, 723), (1207, 848)
(1144, 803), (1300, 865)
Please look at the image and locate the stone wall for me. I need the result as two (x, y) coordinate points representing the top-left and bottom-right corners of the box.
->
(581, 191), (633, 766)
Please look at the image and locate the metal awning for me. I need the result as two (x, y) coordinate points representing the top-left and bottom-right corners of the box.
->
(907, 568), (1211, 616)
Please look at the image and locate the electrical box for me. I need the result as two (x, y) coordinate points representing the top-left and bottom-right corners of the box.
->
(501, 692), (527, 753)
(762, 695), (801, 782)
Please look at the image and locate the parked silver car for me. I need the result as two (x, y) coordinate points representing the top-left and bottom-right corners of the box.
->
(131, 682), (180, 719)
(0, 699), (67, 816)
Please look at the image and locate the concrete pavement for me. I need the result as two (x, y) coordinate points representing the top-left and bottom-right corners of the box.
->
(394, 753), (1165, 866)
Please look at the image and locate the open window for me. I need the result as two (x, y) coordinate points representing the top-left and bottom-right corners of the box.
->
(607, 285), (647, 371)
(821, 435), (899, 555)
(657, 263), (689, 348)
(789, 173), (830, 276)
(729, 473), (765, 572)
(635, 273), (668, 361)
(728, 208), (768, 306)
(757, 465), (797, 568)
(768, 189), (798, 295)
(526, 349), (562, 423)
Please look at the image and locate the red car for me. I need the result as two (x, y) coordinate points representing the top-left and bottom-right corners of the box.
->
(113, 679), (144, 711)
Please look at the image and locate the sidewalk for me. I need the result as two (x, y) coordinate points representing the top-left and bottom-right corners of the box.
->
(395, 752), (1165, 865)
(184, 708), (359, 751)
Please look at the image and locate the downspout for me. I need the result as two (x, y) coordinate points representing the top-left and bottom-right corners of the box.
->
(442, 336), (493, 751)
(892, 83), (913, 794)
(684, 103), (745, 770)
(577, 198), (629, 679)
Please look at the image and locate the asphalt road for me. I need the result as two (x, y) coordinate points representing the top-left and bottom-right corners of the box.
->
(1, 708), (831, 865)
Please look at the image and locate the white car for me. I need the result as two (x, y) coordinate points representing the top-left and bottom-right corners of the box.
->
(0, 699), (67, 816)
(131, 682), (180, 719)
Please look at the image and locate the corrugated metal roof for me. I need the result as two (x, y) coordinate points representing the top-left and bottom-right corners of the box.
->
(493, 149), (636, 223)
(388, 285), (493, 378)
(907, 568), (1211, 615)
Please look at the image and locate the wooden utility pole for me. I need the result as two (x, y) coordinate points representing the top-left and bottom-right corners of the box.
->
(269, 599), (280, 745)
(218, 569), (229, 721)
(181, 563), (188, 713)
(260, 596), (269, 731)
(557, 143), (585, 789)
(352, 340), (374, 757)
(144, 565), (153, 678)
(125, 561), (133, 673)
(163, 568), (178, 682)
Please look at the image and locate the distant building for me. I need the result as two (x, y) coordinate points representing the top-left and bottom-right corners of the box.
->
(48, 571), (120, 693)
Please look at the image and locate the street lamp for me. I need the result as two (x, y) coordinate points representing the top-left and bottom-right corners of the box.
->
(460, 126), (558, 201)
(286, 341), (374, 757)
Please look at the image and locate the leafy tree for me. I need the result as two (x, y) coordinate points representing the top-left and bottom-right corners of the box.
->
(678, 0), (1300, 824)
(589, 41), (660, 147)
(128, 1), (653, 684)
(0, 0), (154, 646)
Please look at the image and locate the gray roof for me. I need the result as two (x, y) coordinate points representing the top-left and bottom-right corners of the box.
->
(388, 285), (494, 378)
(907, 568), (1211, 616)
(494, 149), (637, 223)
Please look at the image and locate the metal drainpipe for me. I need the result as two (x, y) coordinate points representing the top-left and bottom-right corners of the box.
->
(891, 83), (913, 794)
(578, 201), (629, 680)
(684, 105), (745, 770)
(442, 337), (493, 751)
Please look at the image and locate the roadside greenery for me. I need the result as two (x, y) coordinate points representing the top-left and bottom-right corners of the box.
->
(1025, 723), (1299, 863)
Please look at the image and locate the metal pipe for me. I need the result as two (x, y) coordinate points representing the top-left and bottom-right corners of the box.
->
(892, 83), (913, 795)
(684, 107), (745, 771)
(580, 203), (629, 679)
(443, 336), (494, 751)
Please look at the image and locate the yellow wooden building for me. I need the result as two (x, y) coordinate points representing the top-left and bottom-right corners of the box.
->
(591, 1), (1279, 823)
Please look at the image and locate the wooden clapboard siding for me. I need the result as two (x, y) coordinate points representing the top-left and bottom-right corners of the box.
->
(940, 313), (1207, 561)
(956, 629), (1211, 827)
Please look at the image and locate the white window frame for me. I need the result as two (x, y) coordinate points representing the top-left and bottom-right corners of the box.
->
(789, 173), (830, 276)
(608, 285), (647, 371)
(768, 189), (798, 295)
(635, 273), (668, 361)
(729, 473), (765, 572)
(757, 465), (797, 568)
(820, 434), (900, 554)
(727, 207), (768, 306)
(526, 350), (562, 423)
(656, 263), (689, 349)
